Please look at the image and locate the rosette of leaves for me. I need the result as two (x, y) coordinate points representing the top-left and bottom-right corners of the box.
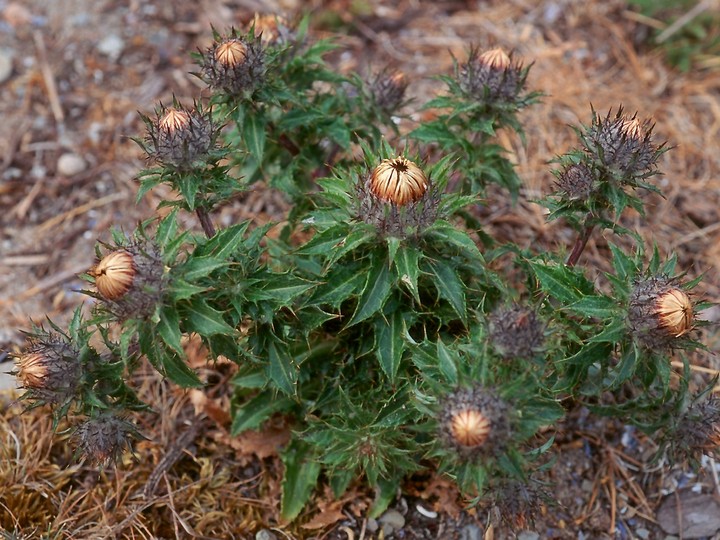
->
(229, 141), (512, 520)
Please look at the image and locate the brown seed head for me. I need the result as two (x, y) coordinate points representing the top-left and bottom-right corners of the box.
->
(656, 288), (694, 337)
(15, 352), (49, 389)
(91, 250), (136, 300)
(369, 157), (428, 206)
(450, 408), (491, 447)
(479, 48), (511, 70)
(215, 39), (247, 67)
(159, 108), (191, 134)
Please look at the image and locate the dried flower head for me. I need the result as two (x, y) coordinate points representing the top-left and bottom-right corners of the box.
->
(584, 108), (661, 178)
(439, 386), (511, 459)
(371, 68), (408, 113)
(14, 330), (81, 404)
(369, 157), (428, 206)
(628, 276), (695, 349)
(458, 46), (527, 104)
(91, 241), (164, 321)
(556, 162), (595, 200)
(90, 250), (135, 301)
(488, 304), (545, 360)
(74, 413), (139, 466)
(144, 102), (216, 170)
(200, 31), (266, 95)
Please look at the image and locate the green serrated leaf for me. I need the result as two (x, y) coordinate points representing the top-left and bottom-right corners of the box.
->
(376, 310), (405, 381)
(437, 339), (458, 385)
(426, 220), (484, 262)
(530, 262), (588, 304)
(348, 259), (393, 326)
(180, 256), (227, 281)
(394, 245), (421, 303)
(280, 442), (321, 523)
(426, 259), (467, 324)
(231, 391), (292, 434)
(567, 295), (616, 319)
(169, 278), (208, 301)
(244, 113), (267, 163)
(157, 305), (183, 355)
(184, 299), (235, 336)
(156, 209), (179, 249)
(268, 340), (297, 395)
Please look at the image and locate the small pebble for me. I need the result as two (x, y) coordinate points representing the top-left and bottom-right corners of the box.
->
(365, 518), (378, 532)
(0, 49), (13, 84)
(635, 528), (649, 539)
(57, 153), (87, 176)
(255, 530), (277, 540)
(97, 34), (125, 61)
(518, 532), (540, 540)
(379, 508), (405, 534)
(460, 524), (482, 540)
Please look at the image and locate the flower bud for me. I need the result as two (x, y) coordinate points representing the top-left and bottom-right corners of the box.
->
(371, 69), (408, 113)
(14, 332), (81, 404)
(91, 250), (136, 301)
(556, 163), (595, 200)
(458, 46), (526, 104)
(628, 276), (694, 349)
(450, 408), (491, 447)
(656, 288), (693, 338)
(215, 39), (247, 68)
(144, 102), (216, 170)
(201, 32), (266, 95)
(488, 304), (545, 360)
(74, 413), (138, 465)
(369, 157), (428, 207)
(90, 242), (164, 320)
(585, 108), (660, 178)
(440, 386), (511, 458)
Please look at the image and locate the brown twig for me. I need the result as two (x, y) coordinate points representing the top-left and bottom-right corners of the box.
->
(196, 206), (216, 238)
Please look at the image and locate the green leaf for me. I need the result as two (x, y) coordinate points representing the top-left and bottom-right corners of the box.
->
(567, 295), (616, 319)
(426, 259), (467, 324)
(310, 264), (365, 308)
(394, 245), (421, 303)
(160, 349), (203, 388)
(267, 340), (297, 395)
(426, 220), (484, 262)
(375, 310), (405, 381)
(297, 225), (349, 256)
(180, 256), (227, 281)
(247, 275), (315, 306)
(409, 122), (458, 146)
(589, 319), (628, 343)
(231, 391), (292, 434)
(280, 442), (321, 523)
(348, 259), (393, 326)
(169, 278), (208, 301)
(530, 262), (590, 304)
(201, 221), (252, 259)
(157, 305), (184, 355)
(156, 208), (179, 249)
(437, 339), (458, 385)
(244, 113), (267, 163)
(326, 117), (351, 149)
(184, 299), (235, 336)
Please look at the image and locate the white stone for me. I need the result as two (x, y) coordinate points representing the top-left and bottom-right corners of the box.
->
(57, 153), (87, 176)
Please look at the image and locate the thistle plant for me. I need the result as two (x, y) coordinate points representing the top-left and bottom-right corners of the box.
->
(9, 13), (718, 528)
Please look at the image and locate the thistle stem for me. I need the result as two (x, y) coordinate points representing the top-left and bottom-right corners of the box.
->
(196, 206), (216, 238)
(566, 216), (595, 267)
